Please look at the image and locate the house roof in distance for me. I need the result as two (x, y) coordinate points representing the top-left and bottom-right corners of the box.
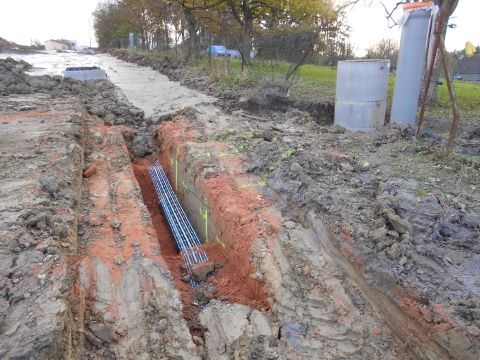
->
(456, 53), (480, 74)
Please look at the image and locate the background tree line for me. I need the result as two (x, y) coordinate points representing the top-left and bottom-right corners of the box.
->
(93, 0), (355, 68)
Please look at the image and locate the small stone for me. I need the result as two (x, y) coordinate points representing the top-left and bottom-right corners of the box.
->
(385, 243), (402, 260)
(383, 208), (413, 235)
(261, 130), (275, 142)
(111, 219), (121, 230)
(290, 162), (303, 174)
(83, 165), (97, 178)
(37, 273), (46, 285)
(39, 176), (59, 196)
(193, 335), (204, 347)
(191, 262), (215, 281)
(357, 161), (370, 172)
(157, 318), (168, 332)
(369, 227), (387, 242)
(131, 241), (140, 247)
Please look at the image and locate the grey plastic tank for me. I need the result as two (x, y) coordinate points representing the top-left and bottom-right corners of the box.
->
(390, 8), (432, 125)
(334, 59), (390, 132)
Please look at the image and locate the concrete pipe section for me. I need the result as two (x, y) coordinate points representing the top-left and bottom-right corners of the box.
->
(334, 59), (390, 132)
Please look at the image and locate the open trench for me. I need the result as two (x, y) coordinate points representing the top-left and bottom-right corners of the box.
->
(60, 53), (474, 359)
(76, 112), (277, 358)
(130, 154), (270, 338)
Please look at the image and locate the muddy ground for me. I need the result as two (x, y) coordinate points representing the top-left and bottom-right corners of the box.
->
(0, 54), (479, 360)
(110, 50), (480, 358)
(0, 58), (199, 359)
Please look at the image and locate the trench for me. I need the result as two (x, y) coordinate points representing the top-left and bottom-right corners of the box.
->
(128, 140), (270, 338)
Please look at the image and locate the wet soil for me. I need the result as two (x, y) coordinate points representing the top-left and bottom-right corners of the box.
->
(187, 107), (480, 358)
(3, 53), (478, 359)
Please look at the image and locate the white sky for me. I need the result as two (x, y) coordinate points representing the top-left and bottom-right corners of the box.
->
(0, 0), (99, 47)
(347, 0), (479, 56)
(0, 0), (477, 54)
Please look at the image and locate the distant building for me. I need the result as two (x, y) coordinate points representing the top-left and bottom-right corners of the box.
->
(455, 54), (480, 82)
(45, 39), (75, 51)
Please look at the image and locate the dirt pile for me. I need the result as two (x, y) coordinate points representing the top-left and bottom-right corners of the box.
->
(0, 58), (200, 358)
(192, 105), (480, 358)
(1, 58), (148, 128)
(0, 101), (84, 358)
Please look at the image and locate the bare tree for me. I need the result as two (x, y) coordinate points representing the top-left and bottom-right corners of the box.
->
(365, 38), (399, 69)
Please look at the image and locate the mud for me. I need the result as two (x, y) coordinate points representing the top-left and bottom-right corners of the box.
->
(150, 115), (409, 359)
(1, 53), (478, 359)
(0, 58), (199, 358)
(176, 106), (479, 358)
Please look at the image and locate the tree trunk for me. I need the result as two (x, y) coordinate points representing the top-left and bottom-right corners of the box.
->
(183, 7), (198, 61)
(427, 0), (460, 103)
(241, 1), (253, 68)
(427, 23), (448, 104)
(164, 23), (170, 51)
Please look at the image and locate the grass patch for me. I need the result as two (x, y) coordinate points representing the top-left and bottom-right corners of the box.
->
(189, 56), (480, 114)
(415, 188), (431, 197)
(124, 49), (480, 124)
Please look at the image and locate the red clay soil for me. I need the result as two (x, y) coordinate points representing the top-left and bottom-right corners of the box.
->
(76, 122), (168, 331)
(131, 158), (270, 335)
(157, 120), (276, 304)
(0, 110), (70, 122)
(131, 159), (191, 297)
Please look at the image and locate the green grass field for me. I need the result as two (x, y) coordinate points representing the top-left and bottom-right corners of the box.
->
(194, 56), (480, 114)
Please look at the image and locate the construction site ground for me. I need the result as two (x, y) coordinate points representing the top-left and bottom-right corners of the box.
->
(0, 52), (478, 359)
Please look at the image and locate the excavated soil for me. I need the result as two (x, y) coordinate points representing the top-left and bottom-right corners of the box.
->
(2, 54), (479, 359)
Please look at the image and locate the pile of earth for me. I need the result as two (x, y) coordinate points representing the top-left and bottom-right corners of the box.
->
(0, 57), (146, 127)
(111, 49), (334, 125)
(202, 107), (480, 349)
(1, 57), (152, 159)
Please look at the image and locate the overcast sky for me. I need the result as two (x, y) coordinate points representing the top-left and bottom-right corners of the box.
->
(0, 0), (477, 55)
